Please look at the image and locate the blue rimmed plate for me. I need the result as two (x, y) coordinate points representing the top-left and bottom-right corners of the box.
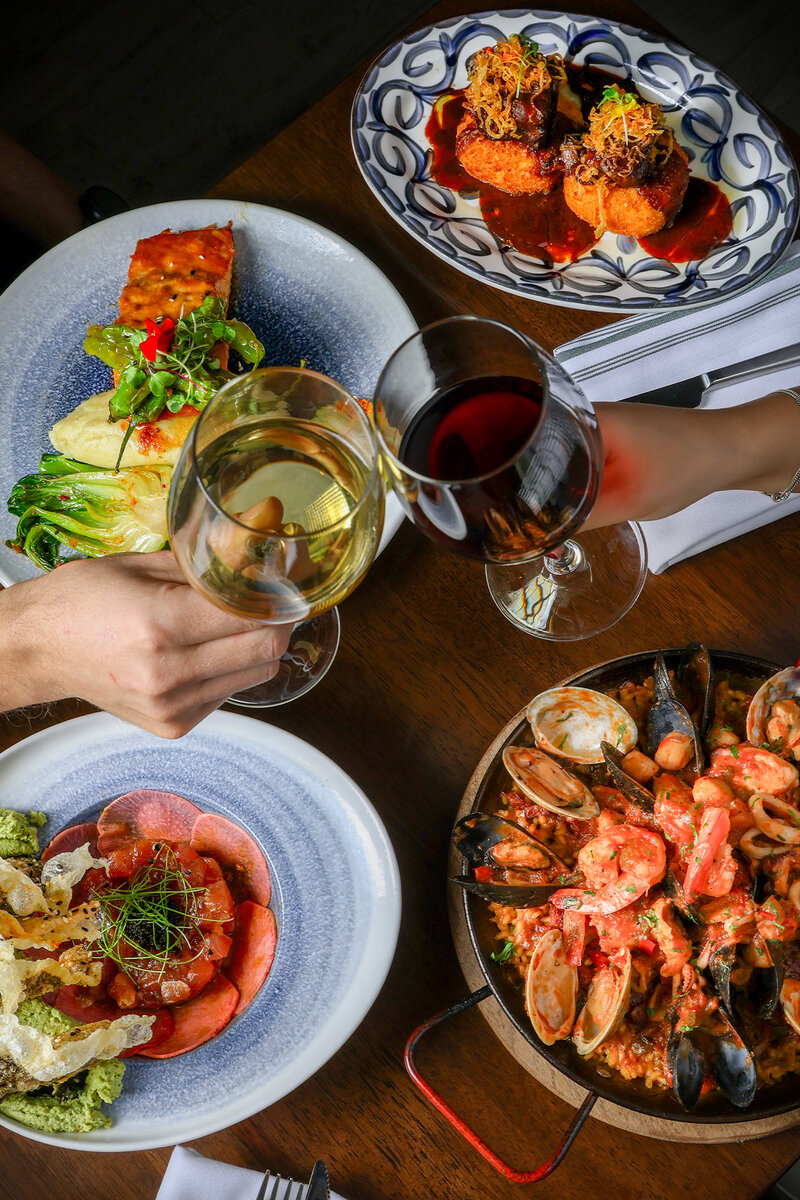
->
(351, 9), (799, 312)
(0, 710), (401, 1151)
(0, 199), (416, 585)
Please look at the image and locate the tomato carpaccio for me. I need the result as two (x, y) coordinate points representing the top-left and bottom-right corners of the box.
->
(41, 790), (277, 1058)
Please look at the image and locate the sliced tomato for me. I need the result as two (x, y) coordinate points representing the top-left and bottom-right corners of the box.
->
(119, 1007), (174, 1057)
(41, 822), (99, 862)
(196, 879), (235, 926)
(227, 902), (277, 1016)
(206, 927), (233, 961)
(137, 973), (239, 1058)
(190, 814), (271, 906)
(97, 790), (202, 854)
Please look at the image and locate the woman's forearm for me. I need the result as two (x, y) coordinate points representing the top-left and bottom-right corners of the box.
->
(0, 581), (53, 711)
(585, 389), (800, 530)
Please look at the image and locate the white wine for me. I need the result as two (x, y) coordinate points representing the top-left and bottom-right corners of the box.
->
(172, 419), (384, 622)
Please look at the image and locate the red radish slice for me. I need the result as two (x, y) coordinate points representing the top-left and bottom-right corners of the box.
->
(97, 790), (202, 854)
(227, 902), (277, 1016)
(41, 822), (99, 862)
(138, 973), (239, 1058)
(190, 814), (271, 905)
(51, 985), (120, 1025)
(119, 1007), (174, 1057)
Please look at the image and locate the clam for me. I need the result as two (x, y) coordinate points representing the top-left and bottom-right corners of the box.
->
(746, 666), (800, 748)
(526, 687), (638, 765)
(451, 813), (570, 906)
(646, 653), (703, 773)
(502, 745), (600, 821)
(781, 978), (800, 1035)
(573, 948), (632, 1056)
(525, 928), (577, 1045)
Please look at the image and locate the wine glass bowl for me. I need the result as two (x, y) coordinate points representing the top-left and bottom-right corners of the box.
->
(169, 367), (384, 704)
(373, 316), (646, 640)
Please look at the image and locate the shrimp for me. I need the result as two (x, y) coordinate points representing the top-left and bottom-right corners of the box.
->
(695, 890), (755, 969)
(708, 744), (799, 796)
(756, 896), (799, 943)
(766, 699), (800, 760)
(648, 896), (692, 978)
(683, 807), (731, 901)
(550, 824), (666, 915)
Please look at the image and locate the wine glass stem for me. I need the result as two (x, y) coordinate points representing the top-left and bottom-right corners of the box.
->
(544, 539), (584, 576)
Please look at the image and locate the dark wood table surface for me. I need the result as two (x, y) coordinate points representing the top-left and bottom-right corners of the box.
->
(4, 1), (800, 1197)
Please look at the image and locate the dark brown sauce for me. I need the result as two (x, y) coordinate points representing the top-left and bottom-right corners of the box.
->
(638, 177), (733, 262)
(423, 65), (734, 267)
(479, 186), (597, 264)
(424, 90), (595, 264)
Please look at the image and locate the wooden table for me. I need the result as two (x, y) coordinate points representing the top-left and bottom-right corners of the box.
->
(4, 2), (800, 1197)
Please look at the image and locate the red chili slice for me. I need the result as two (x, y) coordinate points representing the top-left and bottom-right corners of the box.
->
(137, 972), (239, 1058)
(190, 814), (271, 906)
(41, 822), (99, 862)
(227, 902), (277, 1016)
(97, 790), (202, 854)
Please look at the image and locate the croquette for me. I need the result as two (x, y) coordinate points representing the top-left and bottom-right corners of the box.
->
(562, 144), (690, 237)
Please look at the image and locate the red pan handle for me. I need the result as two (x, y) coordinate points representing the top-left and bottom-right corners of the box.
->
(404, 985), (598, 1184)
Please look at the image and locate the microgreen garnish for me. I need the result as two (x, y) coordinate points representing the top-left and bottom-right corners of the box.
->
(515, 34), (539, 97)
(600, 84), (639, 144)
(491, 940), (515, 964)
(96, 846), (205, 976)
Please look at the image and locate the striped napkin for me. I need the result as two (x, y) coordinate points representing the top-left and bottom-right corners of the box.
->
(554, 247), (800, 573)
(156, 1146), (345, 1200)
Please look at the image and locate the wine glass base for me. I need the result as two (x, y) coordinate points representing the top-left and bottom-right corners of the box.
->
(226, 609), (341, 708)
(485, 524), (647, 641)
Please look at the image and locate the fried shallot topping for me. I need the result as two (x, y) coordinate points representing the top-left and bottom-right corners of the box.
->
(563, 84), (674, 186)
(465, 34), (566, 141)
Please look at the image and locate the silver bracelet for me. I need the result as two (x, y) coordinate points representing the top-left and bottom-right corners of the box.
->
(766, 388), (800, 502)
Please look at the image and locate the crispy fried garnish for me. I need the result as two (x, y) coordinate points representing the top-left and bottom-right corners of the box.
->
(465, 35), (565, 140)
(569, 84), (673, 186)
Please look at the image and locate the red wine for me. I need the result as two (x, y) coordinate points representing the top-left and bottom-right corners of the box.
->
(401, 375), (543, 481)
(397, 375), (595, 562)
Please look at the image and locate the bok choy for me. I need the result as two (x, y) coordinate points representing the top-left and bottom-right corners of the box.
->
(6, 454), (171, 571)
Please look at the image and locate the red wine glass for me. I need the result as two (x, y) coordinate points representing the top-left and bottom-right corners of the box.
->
(373, 316), (646, 640)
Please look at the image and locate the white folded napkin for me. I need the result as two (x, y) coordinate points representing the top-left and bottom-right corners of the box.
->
(554, 246), (800, 573)
(156, 1146), (345, 1200)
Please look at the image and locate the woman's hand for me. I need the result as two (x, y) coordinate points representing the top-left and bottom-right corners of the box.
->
(583, 390), (800, 531)
(1, 551), (293, 737)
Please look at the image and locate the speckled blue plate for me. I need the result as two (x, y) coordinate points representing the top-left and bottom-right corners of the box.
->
(0, 199), (416, 585)
(0, 711), (401, 1151)
(352, 9), (799, 311)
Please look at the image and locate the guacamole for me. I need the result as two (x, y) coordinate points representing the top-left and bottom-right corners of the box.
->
(0, 810), (46, 859)
(0, 1001), (126, 1133)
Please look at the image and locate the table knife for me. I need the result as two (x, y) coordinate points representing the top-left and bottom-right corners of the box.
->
(622, 342), (800, 408)
(305, 1160), (330, 1200)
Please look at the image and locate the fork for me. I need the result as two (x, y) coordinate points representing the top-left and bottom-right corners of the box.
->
(258, 1173), (307, 1200)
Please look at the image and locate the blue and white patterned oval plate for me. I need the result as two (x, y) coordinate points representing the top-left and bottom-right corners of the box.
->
(0, 710), (401, 1151)
(0, 199), (416, 585)
(351, 9), (799, 312)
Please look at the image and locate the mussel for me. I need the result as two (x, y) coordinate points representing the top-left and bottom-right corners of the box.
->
(524, 928), (577, 1045)
(679, 642), (715, 740)
(668, 1009), (757, 1111)
(502, 745), (599, 821)
(526, 686), (637, 765)
(647, 653), (703, 773)
(601, 741), (656, 813)
(451, 813), (569, 905)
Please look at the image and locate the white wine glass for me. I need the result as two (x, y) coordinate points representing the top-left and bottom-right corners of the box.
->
(169, 367), (384, 706)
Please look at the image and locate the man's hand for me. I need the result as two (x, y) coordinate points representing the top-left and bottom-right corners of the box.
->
(1, 552), (293, 737)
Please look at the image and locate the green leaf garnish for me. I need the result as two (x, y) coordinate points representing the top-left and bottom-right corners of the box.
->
(490, 940), (515, 964)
